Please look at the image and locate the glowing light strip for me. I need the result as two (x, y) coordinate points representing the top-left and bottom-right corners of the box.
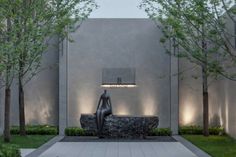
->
(101, 84), (137, 88)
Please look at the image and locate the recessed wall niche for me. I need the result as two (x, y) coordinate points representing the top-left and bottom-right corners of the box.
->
(101, 68), (136, 87)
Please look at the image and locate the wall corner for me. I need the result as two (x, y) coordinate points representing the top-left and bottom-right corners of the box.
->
(170, 53), (179, 135)
(59, 38), (69, 135)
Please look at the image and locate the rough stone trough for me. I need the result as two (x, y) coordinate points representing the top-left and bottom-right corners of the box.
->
(80, 114), (159, 138)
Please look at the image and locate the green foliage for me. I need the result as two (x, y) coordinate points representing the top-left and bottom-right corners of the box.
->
(0, 0), (97, 142)
(0, 0), (98, 87)
(209, 127), (225, 135)
(10, 125), (58, 135)
(140, 0), (236, 80)
(149, 128), (172, 136)
(179, 126), (225, 135)
(65, 127), (86, 136)
(0, 0), (98, 84)
(179, 126), (203, 135)
(0, 144), (21, 157)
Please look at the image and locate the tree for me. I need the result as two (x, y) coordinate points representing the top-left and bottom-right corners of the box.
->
(15, 0), (54, 135)
(15, 0), (97, 136)
(0, 0), (21, 142)
(140, 0), (236, 136)
(0, 0), (97, 141)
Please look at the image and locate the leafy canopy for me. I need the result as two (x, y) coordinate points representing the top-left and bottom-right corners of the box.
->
(140, 0), (236, 80)
(0, 0), (97, 85)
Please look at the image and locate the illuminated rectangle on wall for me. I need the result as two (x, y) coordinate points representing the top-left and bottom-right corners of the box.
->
(101, 68), (136, 88)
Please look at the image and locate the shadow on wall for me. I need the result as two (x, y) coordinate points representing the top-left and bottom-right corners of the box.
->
(25, 96), (55, 125)
(210, 114), (221, 127)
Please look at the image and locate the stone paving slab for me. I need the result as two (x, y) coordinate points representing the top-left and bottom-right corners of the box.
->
(25, 136), (64, 157)
(39, 142), (197, 157)
(20, 149), (35, 157)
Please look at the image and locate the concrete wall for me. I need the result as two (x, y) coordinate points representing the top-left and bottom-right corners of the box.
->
(0, 38), (59, 133)
(66, 19), (172, 128)
(0, 88), (4, 134)
(222, 13), (236, 138)
(224, 79), (236, 138)
(179, 60), (225, 127)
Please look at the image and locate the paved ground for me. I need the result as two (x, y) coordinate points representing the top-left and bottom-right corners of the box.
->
(25, 136), (64, 157)
(24, 136), (211, 157)
(39, 142), (197, 157)
(20, 149), (35, 157)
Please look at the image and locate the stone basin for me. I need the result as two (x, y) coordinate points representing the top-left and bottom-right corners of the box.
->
(80, 114), (159, 138)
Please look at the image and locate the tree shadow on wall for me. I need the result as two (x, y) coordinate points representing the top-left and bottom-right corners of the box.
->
(210, 114), (221, 127)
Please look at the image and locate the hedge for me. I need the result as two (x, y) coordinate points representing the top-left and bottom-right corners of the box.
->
(0, 144), (21, 157)
(65, 127), (86, 136)
(179, 126), (225, 135)
(11, 125), (58, 135)
(149, 128), (172, 136)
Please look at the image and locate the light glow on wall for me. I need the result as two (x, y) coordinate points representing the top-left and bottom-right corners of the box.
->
(142, 96), (156, 116)
(218, 107), (224, 126)
(116, 102), (129, 115)
(182, 102), (196, 125)
(225, 96), (229, 132)
(77, 89), (96, 114)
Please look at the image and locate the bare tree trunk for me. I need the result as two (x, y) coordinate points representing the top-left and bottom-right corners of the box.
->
(19, 0), (27, 136)
(202, 32), (209, 136)
(19, 75), (26, 136)
(202, 67), (209, 136)
(4, 17), (12, 143)
(4, 87), (11, 142)
(201, 12), (209, 136)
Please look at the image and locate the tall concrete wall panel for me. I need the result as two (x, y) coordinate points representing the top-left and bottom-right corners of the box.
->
(224, 79), (236, 138)
(67, 19), (172, 128)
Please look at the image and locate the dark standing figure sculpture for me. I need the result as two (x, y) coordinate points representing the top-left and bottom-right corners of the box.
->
(96, 90), (112, 137)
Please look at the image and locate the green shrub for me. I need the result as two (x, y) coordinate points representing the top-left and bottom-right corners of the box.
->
(0, 144), (21, 157)
(65, 127), (173, 136)
(149, 128), (172, 136)
(179, 126), (202, 135)
(179, 126), (225, 135)
(65, 127), (86, 136)
(11, 125), (58, 135)
(209, 127), (225, 135)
